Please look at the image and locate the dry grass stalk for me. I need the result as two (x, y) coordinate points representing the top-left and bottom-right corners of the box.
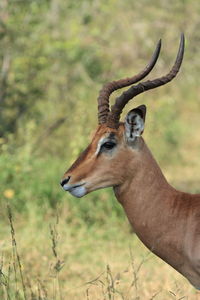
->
(49, 217), (64, 300)
(7, 205), (27, 300)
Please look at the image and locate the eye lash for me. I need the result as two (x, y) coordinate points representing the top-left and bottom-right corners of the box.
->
(101, 141), (116, 150)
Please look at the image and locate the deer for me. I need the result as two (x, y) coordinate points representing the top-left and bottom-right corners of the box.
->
(60, 34), (200, 289)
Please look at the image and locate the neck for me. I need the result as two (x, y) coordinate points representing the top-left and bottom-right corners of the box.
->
(114, 139), (174, 213)
(113, 139), (200, 288)
(114, 139), (186, 269)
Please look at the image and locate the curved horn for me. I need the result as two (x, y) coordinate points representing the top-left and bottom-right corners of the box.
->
(97, 39), (162, 124)
(107, 33), (185, 129)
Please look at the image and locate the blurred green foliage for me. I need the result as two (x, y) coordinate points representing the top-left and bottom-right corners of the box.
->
(0, 0), (199, 223)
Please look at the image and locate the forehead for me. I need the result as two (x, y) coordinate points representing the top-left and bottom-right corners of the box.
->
(91, 123), (124, 142)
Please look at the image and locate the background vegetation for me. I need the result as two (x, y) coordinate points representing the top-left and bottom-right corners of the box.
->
(0, 0), (200, 299)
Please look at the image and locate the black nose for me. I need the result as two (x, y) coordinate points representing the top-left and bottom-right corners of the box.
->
(60, 176), (70, 187)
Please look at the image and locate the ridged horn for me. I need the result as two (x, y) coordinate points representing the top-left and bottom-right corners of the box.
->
(97, 39), (162, 124)
(106, 33), (185, 129)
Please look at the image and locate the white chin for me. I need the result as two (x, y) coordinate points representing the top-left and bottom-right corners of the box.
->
(69, 186), (87, 198)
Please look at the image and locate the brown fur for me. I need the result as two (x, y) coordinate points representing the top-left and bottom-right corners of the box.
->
(62, 123), (200, 288)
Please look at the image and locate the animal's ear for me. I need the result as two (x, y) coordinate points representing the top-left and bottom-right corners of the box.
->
(124, 105), (146, 142)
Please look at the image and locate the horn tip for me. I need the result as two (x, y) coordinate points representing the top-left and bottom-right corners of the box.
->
(180, 33), (185, 45)
(157, 38), (162, 49)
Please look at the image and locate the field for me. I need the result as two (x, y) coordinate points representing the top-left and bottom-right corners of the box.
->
(0, 0), (200, 299)
(1, 193), (200, 300)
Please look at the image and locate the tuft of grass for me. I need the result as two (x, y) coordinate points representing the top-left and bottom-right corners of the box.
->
(1, 206), (66, 300)
(1, 204), (199, 300)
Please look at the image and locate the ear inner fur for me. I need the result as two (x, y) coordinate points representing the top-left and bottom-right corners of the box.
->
(125, 105), (146, 143)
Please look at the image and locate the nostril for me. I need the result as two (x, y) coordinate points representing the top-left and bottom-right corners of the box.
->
(60, 176), (71, 187)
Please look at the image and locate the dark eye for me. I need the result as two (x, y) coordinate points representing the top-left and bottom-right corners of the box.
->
(102, 141), (116, 150)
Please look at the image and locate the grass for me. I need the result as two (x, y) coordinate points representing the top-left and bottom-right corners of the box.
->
(0, 199), (200, 300)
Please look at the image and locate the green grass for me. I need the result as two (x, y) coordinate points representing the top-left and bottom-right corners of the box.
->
(0, 197), (200, 300)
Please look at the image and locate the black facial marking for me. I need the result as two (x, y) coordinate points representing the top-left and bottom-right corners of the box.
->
(108, 132), (116, 139)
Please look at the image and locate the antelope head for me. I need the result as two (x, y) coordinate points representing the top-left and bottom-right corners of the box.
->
(60, 34), (184, 198)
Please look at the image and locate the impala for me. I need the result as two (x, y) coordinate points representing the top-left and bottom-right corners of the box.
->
(60, 34), (200, 289)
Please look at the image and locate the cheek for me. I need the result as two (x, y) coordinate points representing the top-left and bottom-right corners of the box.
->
(109, 151), (134, 175)
(96, 154), (126, 177)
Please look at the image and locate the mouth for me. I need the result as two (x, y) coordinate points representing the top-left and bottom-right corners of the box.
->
(62, 182), (87, 198)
